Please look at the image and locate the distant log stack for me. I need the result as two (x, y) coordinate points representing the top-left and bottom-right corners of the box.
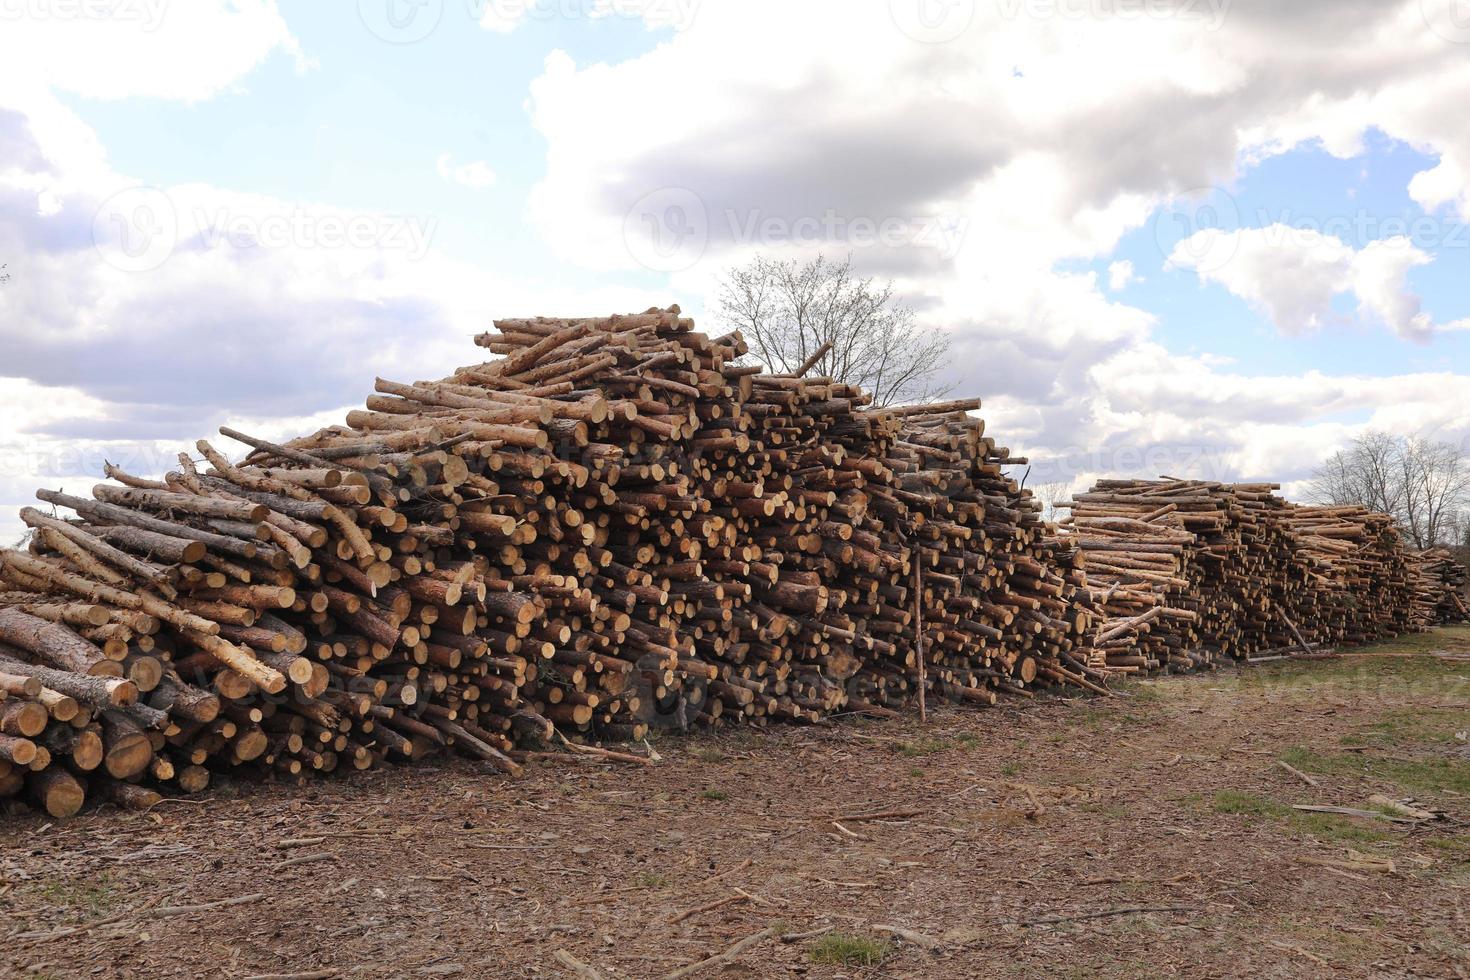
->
(1410, 548), (1469, 627)
(1059, 486), (1436, 673)
(1281, 505), (1418, 646)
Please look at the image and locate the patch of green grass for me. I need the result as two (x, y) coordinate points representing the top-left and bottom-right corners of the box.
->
(693, 748), (726, 763)
(37, 874), (119, 916)
(1213, 790), (1292, 817)
(1282, 745), (1470, 797)
(809, 932), (890, 967)
(1425, 835), (1470, 858)
(1000, 760), (1024, 776)
(699, 788), (728, 801)
(1339, 708), (1468, 748)
(908, 767), (925, 778)
(893, 737), (948, 758)
(1292, 813), (1392, 844)
(1080, 802), (1130, 819)
(1212, 790), (1391, 843)
(887, 728), (981, 758)
(631, 871), (667, 888)
(1115, 681), (1166, 703)
(1238, 628), (1470, 695)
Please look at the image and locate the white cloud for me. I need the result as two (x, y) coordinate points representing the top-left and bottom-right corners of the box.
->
(478, 0), (530, 34)
(0, 0), (308, 104)
(1169, 225), (1354, 334)
(1170, 227), (1439, 341)
(1350, 237), (1435, 343)
(1107, 259), (1138, 291)
(436, 153), (498, 190)
(519, 0), (1470, 495)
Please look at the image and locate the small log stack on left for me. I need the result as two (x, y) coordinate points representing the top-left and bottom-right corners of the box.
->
(0, 448), (409, 816)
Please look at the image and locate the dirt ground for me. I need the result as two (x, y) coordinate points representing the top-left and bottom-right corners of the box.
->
(3, 627), (1468, 980)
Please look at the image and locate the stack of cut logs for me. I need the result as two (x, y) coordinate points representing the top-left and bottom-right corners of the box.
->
(1281, 505), (1418, 647)
(1057, 484), (1449, 673)
(1058, 480), (1318, 672)
(0, 306), (1104, 818)
(1411, 548), (1469, 627)
(1, 305), (1461, 817)
(1051, 482), (1203, 674)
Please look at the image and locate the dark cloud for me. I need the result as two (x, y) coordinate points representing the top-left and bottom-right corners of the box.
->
(1217, 0), (1401, 34)
(2, 284), (454, 418)
(22, 412), (226, 441)
(604, 74), (1011, 243)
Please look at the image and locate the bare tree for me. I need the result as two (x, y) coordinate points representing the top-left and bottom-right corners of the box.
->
(1030, 480), (1073, 523)
(1310, 430), (1405, 517)
(1310, 431), (1470, 548)
(716, 254), (952, 407)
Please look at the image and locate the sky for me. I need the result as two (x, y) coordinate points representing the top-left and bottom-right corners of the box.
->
(2, 0), (1469, 543)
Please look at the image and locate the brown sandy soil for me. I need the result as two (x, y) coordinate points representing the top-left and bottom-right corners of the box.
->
(3, 627), (1468, 980)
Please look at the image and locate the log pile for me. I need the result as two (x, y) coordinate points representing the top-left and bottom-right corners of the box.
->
(1051, 485), (1201, 674)
(0, 303), (1458, 818)
(1281, 506), (1418, 646)
(1411, 549), (1469, 626)
(1059, 487), (1436, 673)
(0, 306), (1101, 817)
(1058, 480), (1316, 672)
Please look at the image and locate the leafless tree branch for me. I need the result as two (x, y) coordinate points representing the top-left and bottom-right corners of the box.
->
(1311, 431), (1470, 548)
(716, 253), (954, 408)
